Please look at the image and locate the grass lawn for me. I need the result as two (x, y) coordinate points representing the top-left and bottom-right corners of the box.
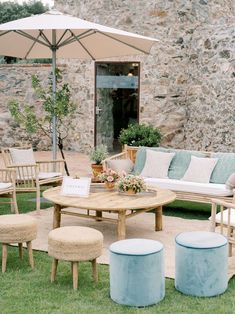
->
(0, 193), (234, 314)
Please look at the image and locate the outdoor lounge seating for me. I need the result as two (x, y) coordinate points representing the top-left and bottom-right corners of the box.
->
(104, 145), (235, 204)
(109, 238), (165, 306)
(48, 226), (103, 290)
(0, 214), (37, 272)
(210, 196), (235, 256)
(0, 168), (18, 213)
(1, 146), (65, 212)
(175, 231), (228, 297)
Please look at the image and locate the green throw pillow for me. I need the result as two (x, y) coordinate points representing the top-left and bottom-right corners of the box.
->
(210, 153), (235, 184)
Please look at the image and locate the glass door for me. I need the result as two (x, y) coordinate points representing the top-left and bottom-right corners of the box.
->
(95, 62), (140, 152)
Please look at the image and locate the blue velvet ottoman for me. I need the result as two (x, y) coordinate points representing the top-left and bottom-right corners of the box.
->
(109, 238), (164, 307)
(175, 231), (228, 297)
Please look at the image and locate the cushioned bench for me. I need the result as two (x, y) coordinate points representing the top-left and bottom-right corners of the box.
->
(104, 145), (235, 204)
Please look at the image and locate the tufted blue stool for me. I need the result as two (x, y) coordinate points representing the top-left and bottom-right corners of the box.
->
(175, 231), (228, 297)
(109, 238), (165, 307)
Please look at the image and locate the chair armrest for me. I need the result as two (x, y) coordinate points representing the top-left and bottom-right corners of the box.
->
(103, 152), (128, 170)
(211, 198), (235, 209)
(210, 197), (235, 232)
(36, 159), (65, 164)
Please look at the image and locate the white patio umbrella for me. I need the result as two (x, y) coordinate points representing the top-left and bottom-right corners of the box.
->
(0, 9), (158, 158)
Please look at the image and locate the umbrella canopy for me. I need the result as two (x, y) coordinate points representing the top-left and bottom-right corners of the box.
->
(0, 9), (158, 157)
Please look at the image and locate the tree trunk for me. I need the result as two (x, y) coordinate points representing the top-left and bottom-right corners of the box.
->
(58, 136), (70, 176)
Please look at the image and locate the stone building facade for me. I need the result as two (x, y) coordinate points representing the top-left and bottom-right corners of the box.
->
(0, 0), (234, 153)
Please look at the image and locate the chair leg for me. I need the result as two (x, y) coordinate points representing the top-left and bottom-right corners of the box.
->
(12, 191), (19, 214)
(72, 262), (78, 290)
(36, 188), (40, 214)
(26, 241), (34, 269)
(92, 258), (98, 282)
(2, 244), (8, 273)
(18, 243), (23, 259)
(51, 259), (58, 282)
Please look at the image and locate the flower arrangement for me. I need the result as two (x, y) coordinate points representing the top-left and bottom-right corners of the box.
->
(116, 174), (146, 194)
(98, 168), (119, 183)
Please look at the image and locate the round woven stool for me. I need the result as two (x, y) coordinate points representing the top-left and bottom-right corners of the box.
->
(0, 214), (37, 272)
(48, 226), (103, 290)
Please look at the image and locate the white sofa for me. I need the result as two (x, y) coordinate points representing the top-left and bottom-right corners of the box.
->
(104, 145), (235, 204)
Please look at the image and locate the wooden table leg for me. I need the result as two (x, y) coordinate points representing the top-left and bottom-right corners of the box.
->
(95, 211), (102, 221)
(117, 210), (126, 240)
(53, 204), (61, 229)
(155, 206), (163, 231)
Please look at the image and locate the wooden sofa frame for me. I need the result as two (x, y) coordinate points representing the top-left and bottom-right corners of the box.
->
(104, 145), (234, 205)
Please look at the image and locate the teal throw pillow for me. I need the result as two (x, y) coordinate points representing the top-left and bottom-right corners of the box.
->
(210, 153), (235, 184)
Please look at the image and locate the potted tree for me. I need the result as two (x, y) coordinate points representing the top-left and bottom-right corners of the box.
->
(90, 145), (108, 179)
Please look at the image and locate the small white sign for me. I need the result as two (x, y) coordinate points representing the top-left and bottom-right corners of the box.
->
(61, 177), (91, 197)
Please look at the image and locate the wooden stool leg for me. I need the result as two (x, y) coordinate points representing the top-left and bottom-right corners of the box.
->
(2, 244), (8, 273)
(51, 259), (58, 282)
(92, 258), (98, 282)
(18, 243), (23, 259)
(72, 262), (78, 290)
(26, 241), (34, 269)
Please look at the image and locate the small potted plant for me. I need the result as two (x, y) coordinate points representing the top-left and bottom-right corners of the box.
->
(98, 168), (119, 189)
(90, 145), (108, 179)
(116, 174), (146, 195)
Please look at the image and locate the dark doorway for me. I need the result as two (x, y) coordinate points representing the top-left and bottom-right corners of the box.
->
(95, 62), (140, 152)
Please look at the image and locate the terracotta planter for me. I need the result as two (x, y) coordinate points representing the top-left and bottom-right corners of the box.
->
(125, 188), (137, 195)
(91, 164), (103, 179)
(105, 181), (115, 190)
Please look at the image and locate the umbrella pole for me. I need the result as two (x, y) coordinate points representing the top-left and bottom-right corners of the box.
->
(52, 30), (57, 160)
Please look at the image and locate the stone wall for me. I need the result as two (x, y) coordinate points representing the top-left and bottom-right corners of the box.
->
(0, 0), (234, 152)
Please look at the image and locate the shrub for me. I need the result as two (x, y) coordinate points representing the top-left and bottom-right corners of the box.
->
(118, 123), (162, 147)
(90, 145), (108, 165)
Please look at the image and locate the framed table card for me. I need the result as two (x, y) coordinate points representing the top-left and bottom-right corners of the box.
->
(61, 177), (91, 197)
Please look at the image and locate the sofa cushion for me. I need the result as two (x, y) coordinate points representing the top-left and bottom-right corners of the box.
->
(38, 172), (62, 180)
(0, 182), (12, 190)
(210, 153), (235, 184)
(140, 150), (175, 178)
(144, 178), (233, 196)
(133, 147), (206, 179)
(9, 148), (36, 165)
(226, 173), (235, 190)
(106, 159), (134, 174)
(182, 156), (218, 183)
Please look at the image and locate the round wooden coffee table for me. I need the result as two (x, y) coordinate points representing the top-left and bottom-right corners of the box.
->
(43, 185), (176, 240)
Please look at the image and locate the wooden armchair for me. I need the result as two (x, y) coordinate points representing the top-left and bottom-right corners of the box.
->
(210, 190), (235, 256)
(1, 146), (65, 213)
(0, 168), (18, 213)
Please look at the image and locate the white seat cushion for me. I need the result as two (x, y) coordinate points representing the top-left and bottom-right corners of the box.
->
(107, 159), (134, 174)
(209, 209), (235, 227)
(0, 182), (12, 190)
(38, 172), (62, 180)
(144, 177), (233, 196)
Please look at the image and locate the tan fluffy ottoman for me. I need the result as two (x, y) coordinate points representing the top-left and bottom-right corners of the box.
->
(0, 214), (37, 272)
(48, 226), (103, 290)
